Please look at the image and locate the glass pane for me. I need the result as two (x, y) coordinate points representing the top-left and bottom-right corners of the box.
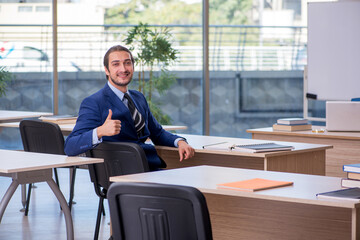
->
(18, 6), (32, 12)
(0, 2), (53, 149)
(209, 0), (308, 138)
(35, 6), (50, 12)
(57, 0), (203, 135)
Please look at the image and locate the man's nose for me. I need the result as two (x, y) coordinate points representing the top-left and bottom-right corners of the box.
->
(118, 63), (126, 71)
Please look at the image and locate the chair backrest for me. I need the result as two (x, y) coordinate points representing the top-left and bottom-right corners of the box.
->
(86, 142), (149, 193)
(19, 119), (65, 154)
(107, 182), (213, 240)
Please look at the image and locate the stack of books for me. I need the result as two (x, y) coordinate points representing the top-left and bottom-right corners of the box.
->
(341, 163), (360, 188)
(316, 164), (360, 202)
(272, 118), (312, 131)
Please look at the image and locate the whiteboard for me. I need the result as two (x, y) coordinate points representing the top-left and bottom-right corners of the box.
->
(307, 1), (360, 100)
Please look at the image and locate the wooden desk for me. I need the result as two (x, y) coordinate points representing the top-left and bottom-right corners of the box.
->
(0, 150), (103, 240)
(155, 134), (332, 175)
(0, 110), (52, 123)
(247, 126), (360, 178)
(0, 122), (187, 135)
(110, 165), (360, 240)
(0, 111), (53, 209)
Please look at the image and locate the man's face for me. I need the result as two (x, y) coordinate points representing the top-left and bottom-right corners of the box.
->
(105, 51), (134, 90)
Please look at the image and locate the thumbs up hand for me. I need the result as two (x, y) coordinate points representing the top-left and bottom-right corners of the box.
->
(97, 109), (121, 139)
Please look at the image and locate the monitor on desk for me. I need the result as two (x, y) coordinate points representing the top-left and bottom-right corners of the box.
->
(326, 101), (360, 131)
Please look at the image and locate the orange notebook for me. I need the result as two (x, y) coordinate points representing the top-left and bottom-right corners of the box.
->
(217, 178), (293, 192)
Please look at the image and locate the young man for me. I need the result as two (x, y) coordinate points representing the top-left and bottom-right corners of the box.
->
(64, 45), (194, 170)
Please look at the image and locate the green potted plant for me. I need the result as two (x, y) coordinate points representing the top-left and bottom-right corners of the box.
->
(0, 66), (11, 97)
(124, 22), (178, 125)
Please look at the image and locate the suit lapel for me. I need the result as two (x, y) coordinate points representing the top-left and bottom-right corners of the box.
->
(103, 84), (128, 113)
(103, 84), (136, 132)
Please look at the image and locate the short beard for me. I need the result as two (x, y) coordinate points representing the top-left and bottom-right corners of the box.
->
(109, 75), (132, 87)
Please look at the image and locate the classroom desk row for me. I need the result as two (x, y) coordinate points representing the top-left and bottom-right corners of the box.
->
(2, 149), (359, 240)
(2, 110), (359, 178)
(0, 120), (331, 176)
(247, 126), (360, 178)
(4, 120), (359, 177)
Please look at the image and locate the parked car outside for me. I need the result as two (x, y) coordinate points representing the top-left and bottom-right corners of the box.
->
(0, 41), (81, 72)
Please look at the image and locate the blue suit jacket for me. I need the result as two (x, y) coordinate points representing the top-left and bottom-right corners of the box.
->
(64, 83), (181, 169)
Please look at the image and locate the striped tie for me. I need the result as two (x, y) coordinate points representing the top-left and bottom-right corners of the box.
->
(124, 93), (145, 135)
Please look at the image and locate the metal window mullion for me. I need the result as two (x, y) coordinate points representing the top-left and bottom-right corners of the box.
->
(52, 0), (58, 115)
(203, 0), (209, 135)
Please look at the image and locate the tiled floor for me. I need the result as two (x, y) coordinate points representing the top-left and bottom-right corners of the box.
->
(0, 168), (111, 240)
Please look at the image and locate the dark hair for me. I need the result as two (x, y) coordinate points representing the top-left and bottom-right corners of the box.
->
(103, 45), (135, 70)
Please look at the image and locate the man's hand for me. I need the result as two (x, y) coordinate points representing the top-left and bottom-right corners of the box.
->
(178, 140), (195, 161)
(97, 109), (121, 139)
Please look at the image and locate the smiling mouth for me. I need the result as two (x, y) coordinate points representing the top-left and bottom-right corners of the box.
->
(117, 71), (130, 78)
(116, 73), (128, 78)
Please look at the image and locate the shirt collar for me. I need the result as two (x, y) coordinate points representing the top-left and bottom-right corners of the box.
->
(107, 81), (129, 101)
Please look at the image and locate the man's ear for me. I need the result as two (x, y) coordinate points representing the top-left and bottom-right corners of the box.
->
(104, 66), (110, 80)
(104, 66), (110, 76)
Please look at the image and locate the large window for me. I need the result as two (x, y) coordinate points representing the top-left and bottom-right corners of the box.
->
(0, 0), (317, 149)
(57, 0), (203, 134)
(0, 2), (53, 149)
(209, 0), (307, 137)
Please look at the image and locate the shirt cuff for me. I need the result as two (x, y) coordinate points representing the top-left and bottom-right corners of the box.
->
(174, 138), (187, 147)
(92, 128), (103, 145)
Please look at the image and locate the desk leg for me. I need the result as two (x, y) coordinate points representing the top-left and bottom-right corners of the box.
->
(351, 208), (360, 240)
(0, 180), (19, 223)
(47, 179), (74, 240)
(20, 184), (26, 212)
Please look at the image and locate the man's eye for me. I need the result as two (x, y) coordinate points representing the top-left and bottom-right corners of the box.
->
(124, 61), (132, 66)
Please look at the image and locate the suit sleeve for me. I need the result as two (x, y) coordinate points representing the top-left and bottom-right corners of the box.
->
(64, 97), (104, 156)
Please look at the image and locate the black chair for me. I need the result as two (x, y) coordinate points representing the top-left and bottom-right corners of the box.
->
(19, 119), (77, 215)
(86, 141), (149, 240)
(107, 182), (213, 240)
